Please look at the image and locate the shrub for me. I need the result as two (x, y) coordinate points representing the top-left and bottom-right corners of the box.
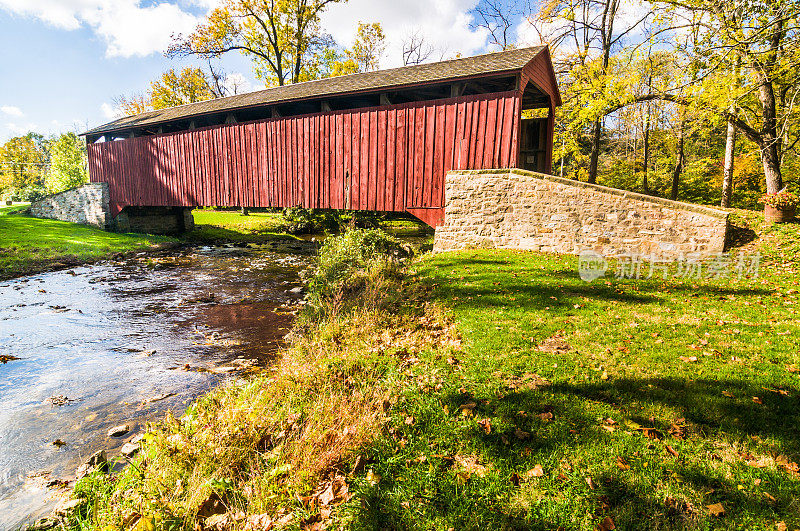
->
(281, 207), (344, 234)
(304, 228), (411, 319)
(10, 185), (47, 202)
(760, 190), (798, 209)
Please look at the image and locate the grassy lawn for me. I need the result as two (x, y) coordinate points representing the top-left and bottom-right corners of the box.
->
(185, 209), (293, 244)
(0, 206), (174, 280)
(65, 212), (799, 530)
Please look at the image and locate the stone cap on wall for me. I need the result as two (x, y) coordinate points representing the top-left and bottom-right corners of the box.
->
(448, 168), (730, 221)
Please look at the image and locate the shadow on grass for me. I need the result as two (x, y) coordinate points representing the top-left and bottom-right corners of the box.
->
(351, 374), (799, 529)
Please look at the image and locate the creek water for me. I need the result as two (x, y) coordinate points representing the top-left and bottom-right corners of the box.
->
(0, 244), (312, 530)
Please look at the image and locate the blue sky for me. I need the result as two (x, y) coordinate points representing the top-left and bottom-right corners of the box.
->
(0, 0), (529, 143)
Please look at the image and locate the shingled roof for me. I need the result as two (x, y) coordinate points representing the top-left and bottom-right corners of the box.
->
(86, 46), (551, 136)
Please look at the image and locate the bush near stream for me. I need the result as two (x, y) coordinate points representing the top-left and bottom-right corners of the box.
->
(64, 216), (800, 530)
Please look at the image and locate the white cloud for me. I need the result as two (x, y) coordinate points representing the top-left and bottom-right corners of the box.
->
(0, 0), (204, 58)
(321, 0), (488, 69)
(223, 72), (251, 95)
(5, 122), (38, 136)
(1, 105), (24, 117)
(100, 102), (118, 119)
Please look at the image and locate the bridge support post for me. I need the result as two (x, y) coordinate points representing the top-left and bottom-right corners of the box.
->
(111, 206), (194, 235)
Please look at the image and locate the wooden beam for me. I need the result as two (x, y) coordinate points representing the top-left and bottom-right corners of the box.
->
(450, 82), (465, 98)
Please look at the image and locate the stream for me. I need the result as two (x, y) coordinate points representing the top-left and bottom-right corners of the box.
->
(0, 244), (313, 530)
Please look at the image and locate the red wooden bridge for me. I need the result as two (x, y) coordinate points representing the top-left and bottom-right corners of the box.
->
(84, 46), (561, 227)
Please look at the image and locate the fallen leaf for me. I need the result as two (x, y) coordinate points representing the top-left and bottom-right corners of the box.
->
(52, 439), (66, 447)
(776, 522), (787, 531)
(752, 397), (763, 405)
(586, 477), (596, 490)
(526, 464), (544, 478)
(706, 503), (725, 517)
(514, 428), (530, 440)
(616, 457), (630, 470)
(404, 416), (415, 425)
(665, 445), (679, 457)
(538, 411), (554, 422)
(722, 391), (735, 398)
(477, 418), (492, 434)
(679, 356), (698, 363)
(596, 516), (616, 531)
(366, 469), (380, 486)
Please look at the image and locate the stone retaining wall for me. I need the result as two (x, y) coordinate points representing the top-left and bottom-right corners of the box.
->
(433, 169), (729, 258)
(29, 183), (111, 229)
(30, 183), (194, 235)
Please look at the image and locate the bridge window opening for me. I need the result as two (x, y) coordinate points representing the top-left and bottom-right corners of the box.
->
(518, 81), (552, 173)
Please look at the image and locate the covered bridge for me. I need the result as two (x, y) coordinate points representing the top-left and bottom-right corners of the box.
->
(84, 46), (561, 227)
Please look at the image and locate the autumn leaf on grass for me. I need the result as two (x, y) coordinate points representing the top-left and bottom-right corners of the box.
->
(706, 503), (725, 517)
(679, 356), (698, 363)
(514, 427), (531, 440)
(616, 457), (630, 470)
(722, 391), (735, 398)
(596, 516), (616, 531)
(454, 454), (489, 479)
(752, 396), (763, 405)
(525, 464), (544, 479)
(477, 418), (491, 434)
(585, 477), (596, 490)
(665, 445), (679, 457)
(459, 401), (477, 417)
(538, 411), (554, 422)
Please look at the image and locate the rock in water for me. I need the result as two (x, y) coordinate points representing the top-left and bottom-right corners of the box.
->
(30, 517), (59, 530)
(120, 442), (140, 458)
(76, 449), (108, 479)
(108, 424), (130, 437)
(54, 498), (84, 516)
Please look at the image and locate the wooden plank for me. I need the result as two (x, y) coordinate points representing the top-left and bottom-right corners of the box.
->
(484, 97), (498, 168)
(393, 108), (405, 211)
(376, 109), (387, 211)
(424, 104), (436, 207)
(385, 108), (396, 211)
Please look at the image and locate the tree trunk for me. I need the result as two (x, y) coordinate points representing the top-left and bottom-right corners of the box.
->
(588, 119), (602, 184)
(643, 107), (651, 194)
(720, 117), (736, 207)
(670, 111), (685, 201)
(757, 69), (783, 194)
(760, 139), (783, 194)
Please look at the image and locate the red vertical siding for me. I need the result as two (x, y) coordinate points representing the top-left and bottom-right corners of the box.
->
(88, 91), (521, 227)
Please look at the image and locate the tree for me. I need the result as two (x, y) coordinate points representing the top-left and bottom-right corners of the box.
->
(46, 133), (88, 193)
(346, 22), (386, 72)
(168, 0), (345, 86)
(149, 67), (218, 108)
(114, 66), (241, 117)
(0, 133), (48, 192)
(401, 28), (434, 66)
(633, 0), (800, 195)
(532, 0), (652, 183)
(471, 0), (524, 51)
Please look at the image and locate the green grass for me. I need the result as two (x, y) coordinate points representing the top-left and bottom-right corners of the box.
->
(184, 209), (294, 244)
(0, 206), (174, 280)
(65, 213), (800, 530)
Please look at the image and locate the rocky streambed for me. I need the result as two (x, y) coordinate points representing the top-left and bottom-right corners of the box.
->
(0, 243), (313, 530)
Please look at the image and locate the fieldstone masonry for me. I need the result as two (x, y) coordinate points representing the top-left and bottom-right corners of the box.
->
(433, 169), (729, 258)
(30, 183), (194, 235)
(29, 183), (111, 229)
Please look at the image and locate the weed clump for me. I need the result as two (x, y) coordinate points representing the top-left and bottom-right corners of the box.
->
(304, 228), (411, 319)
